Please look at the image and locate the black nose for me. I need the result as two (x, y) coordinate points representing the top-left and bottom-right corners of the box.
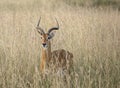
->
(42, 43), (46, 47)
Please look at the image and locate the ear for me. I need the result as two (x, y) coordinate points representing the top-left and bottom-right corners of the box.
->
(37, 29), (43, 35)
(48, 31), (55, 39)
(36, 27), (45, 35)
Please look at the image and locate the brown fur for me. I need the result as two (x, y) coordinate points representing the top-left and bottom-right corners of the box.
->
(36, 19), (73, 74)
(40, 34), (73, 74)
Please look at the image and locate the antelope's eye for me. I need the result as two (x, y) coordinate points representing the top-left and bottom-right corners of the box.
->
(48, 36), (51, 39)
(40, 37), (43, 39)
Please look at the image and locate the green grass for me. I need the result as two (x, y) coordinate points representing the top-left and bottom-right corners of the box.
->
(65, 0), (120, 9)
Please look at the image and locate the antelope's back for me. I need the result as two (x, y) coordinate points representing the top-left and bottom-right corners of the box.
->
(50, 49), (73, 70)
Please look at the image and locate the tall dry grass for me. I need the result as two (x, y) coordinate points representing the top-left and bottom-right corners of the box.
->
(0, 0), (120, 88)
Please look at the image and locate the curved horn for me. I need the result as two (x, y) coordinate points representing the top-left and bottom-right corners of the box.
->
(36, 17), (45, 35)
(48, 18), (59, 34)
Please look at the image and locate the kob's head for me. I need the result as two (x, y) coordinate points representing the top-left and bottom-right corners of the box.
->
(36, 18), (59, 48)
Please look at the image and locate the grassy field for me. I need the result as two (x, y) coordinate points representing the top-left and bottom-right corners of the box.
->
(0, 0), (120, 88)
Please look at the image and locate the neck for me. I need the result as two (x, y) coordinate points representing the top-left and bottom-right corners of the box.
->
(40, 41), (51, 73)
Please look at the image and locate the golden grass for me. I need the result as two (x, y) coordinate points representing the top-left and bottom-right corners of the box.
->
(0, 0), (120, 88)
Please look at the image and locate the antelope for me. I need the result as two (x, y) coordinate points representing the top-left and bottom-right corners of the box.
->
(36, 18), (73, 76)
